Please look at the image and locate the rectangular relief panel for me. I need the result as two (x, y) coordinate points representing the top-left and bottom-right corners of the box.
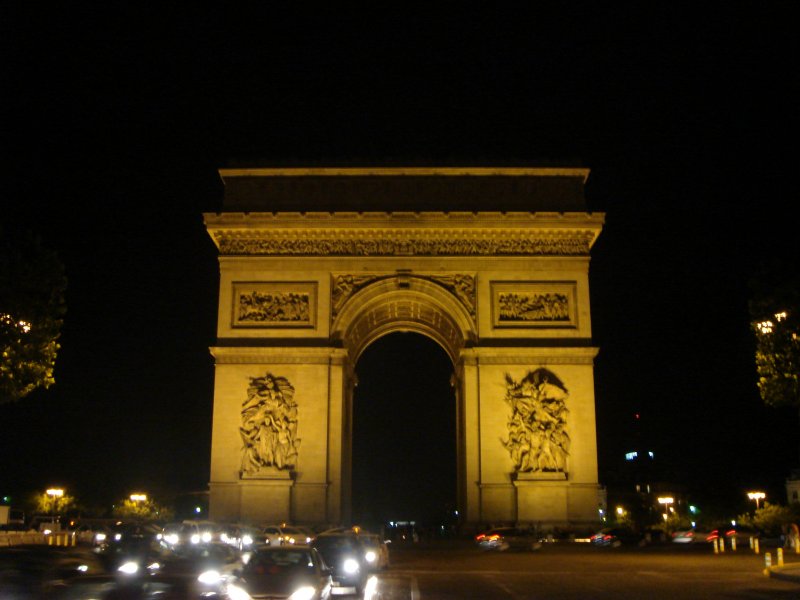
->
(232, 282), (317, 329)
(491, 281), (577, 329)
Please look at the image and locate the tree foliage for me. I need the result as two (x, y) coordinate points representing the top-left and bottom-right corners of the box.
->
(33, 491), (76, 516)
(749, 260), (799, 409)
(738, 501), (800, 536)
(112, 497), (173, 521)
(0, 226), (67, 404)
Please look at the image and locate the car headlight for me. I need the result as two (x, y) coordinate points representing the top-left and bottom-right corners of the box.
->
(118, 561), (139, 575)
(165, 533), (179, 545)
(197, 569), (222, 585)
(288, 586), (317, 600)
(191, 534), (200, 544)
(226, 584), (253, 600)
(201, 532), (213, 543)
(95, 532), (107, 543)
(365, 550), (377, 563)
(343, 558), (360, 574)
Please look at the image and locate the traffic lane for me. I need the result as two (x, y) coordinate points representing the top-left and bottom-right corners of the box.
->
(372, 568), (800, 600)
(368, 542), (800, 599)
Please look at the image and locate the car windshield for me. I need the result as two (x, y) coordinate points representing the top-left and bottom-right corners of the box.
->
(247, 549), (315, 573)
(315, 536), (359, 553)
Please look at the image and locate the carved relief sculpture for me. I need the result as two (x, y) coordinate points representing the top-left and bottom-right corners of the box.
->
(240, 373), (300, 475)
(239, 291), (310, 323)
(233, 282), (316, 328)
(501, 368), (570, 473)
(332, 273), (476, 318)
(498, 292), (569, 322)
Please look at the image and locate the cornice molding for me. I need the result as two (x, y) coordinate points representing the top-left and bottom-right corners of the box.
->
(219, 167), (591, 181)
(205, 212), (604, 257)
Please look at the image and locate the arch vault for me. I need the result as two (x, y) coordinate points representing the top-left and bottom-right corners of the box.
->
(204, 167), (605, 529)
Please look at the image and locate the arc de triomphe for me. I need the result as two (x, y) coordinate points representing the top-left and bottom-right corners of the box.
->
(204, 167), (604, 529)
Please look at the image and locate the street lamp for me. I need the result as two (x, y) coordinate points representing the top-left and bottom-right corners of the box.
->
(658, 496), (674, 521)
(46, 488), (64, 524)
(130, 493), (147, 503)
(747, 491), (766, 510)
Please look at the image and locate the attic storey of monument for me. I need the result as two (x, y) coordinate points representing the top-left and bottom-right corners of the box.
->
(204, 167), (604, 528)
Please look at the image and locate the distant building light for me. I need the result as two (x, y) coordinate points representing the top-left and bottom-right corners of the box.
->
(689, 505), (698, 514)
(625, 452), (638, 461)
(648, 451), (654, 459)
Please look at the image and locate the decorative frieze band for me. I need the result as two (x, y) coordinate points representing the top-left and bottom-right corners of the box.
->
(211, 229), (596, 257)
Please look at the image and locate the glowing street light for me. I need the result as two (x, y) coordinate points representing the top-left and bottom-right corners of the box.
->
(130, 493), (147, 502)
(658, 496), (674, 521)
(747, 491), (766, 509)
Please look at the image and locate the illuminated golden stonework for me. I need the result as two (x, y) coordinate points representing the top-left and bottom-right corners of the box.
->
(205, 212), (602, 257)
(205, 167), (604, 529)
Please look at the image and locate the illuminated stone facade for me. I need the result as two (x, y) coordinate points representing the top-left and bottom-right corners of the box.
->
(204, 168), (604, 529)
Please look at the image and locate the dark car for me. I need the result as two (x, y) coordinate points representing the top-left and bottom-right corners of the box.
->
(227, 545), (331, 600)
(475, 527), (542, 551)
(48, 571), (230, 599)
(311, 531), (369, 595)
(590, 527), (645, 547)
(0, 544), (111, 598)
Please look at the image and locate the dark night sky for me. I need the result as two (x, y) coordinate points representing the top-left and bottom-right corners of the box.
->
(2, 6), (798, 519)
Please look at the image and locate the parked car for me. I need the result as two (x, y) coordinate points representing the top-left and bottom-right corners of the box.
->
(475, 527), (542, 551)
(226, 544), (332, 600)
(589, 527), (645, 547)
(311, 531), (369, 595)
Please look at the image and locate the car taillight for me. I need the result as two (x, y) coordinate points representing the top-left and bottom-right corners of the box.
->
(475, 534), (485, 541)
(488, 534), (500, 541)
(603, 535), (612, 541)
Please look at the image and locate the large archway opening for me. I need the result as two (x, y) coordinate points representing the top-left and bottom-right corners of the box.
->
(351, 332), (456, 533)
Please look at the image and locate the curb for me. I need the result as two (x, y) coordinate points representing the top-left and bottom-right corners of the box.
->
(765, 565), (800, 583)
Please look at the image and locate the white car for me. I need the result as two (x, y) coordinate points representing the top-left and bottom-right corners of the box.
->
(261, 524), (315, 546)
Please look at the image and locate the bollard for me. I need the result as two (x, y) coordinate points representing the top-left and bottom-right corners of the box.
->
(754, 538), (760, 554)
(749, 536), (754, 549)
(796, 536), (799, 554)
(713, 538), (719, 554)
(731, 536), (737, 552)
(47, 535), (53, 546)
(778, 548), (784, 566)
(764, 551), (772, 576)
(719, 537), (725, 553)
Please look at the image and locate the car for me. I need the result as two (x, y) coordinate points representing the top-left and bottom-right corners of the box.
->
(220, 523), (260, 550)
(706, 525), (760, 546)
(162, 520), (223, 547)
(50, 570), (231, 599)
(0, 544), (111, 598)
(475, 527), (542, 551)
(359, 532), (390, 570)
(311, 531), (369, 595)
(589, 527), (645, 547)
(160, 541), (244, 581)
(226, 544), (332, 600)
(262, 524), (316, 546)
